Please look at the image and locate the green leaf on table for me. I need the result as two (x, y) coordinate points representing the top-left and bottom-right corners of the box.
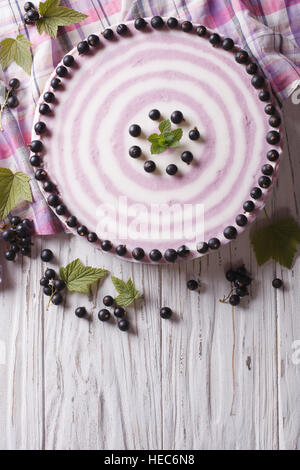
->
(37, 0), (88, 39)
(0, 34), (32, 75)
(59, 258), (108, 294)
(0, 168), (32, 221)
(111, 276), (140, 307)
(250, 217), (300, 269)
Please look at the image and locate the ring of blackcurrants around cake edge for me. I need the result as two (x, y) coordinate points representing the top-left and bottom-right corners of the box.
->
(31, 16), (282, 262)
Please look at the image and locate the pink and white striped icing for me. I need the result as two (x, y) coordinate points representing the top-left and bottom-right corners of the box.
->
(32, 19), (282, 263)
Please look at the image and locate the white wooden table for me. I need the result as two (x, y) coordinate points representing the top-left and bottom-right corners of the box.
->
(0, 94), (300, 451)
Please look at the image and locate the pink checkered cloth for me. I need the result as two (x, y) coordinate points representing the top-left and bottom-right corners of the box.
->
(0, 0), (299, 235)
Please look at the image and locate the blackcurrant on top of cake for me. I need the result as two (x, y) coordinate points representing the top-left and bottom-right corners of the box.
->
(31, 17), (283, 263)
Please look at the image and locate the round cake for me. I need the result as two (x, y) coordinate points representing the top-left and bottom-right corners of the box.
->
(31, 17), (283, 263)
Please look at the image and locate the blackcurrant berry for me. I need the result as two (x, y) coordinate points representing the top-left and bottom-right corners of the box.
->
(117, 24), (128, 35)
(40, 249), (53, 262)
(196, 25), (207, 36)
(118, 319), (130, 331)
(20, 236), (31, 247)
(189, 128), (200, 140)
(129, 124), (141, 137)
(236, 286), (249, 297)
(56, 66), (67, 77)
(272, 278), (283, 289)
(265, 104), (276, 115)
(10, 216), (21, 226)
(177, 245), (190, 258)
(51, 78), (61, 89)
(52, 293), (63, 305)
(181, 21), (193, 32)
(21, 246), (31, 256)
(209, 33), (221, 46)
(235, 50), (249, 64)
(224, 226), (237, 239)
(24, 2), (35, 12)
(134, 18), (147, 30)
(53, 279), (66, 291)
(75, 307), (87, 318)
(87, 34), (100, 46)
(77, 41), (89, 54)
(47, 194), (60, 207)
(101, 240), (112, 251)
(252, 75), (265, 89)
(160, 307), (172, 319)
(66, 215), (77, 227)
(7, 95), (19, 108)
(149, 249), (162, 261)
(34, 121), (46, 134)
(167, 17), (178, 29)
(261, 164), (273, 176)
(132, 247), (145, 260)
(98, 309), (110, 321)
(208, 238), (220, 250)
(267, 149), (279, 162)
(30, 154), (41, 167)
(187, 280), (198, 290)
(250, 187), (262, 199)
(22, 218), (33, 232)
(236, 214), (248, 227)
(151, 16), (164, 29)
(2, 229), (15, 242)
(116, 244), (127, 256)
(129, 145), (142, 158)
(181, 151), (193, 164)
(149, 109), (160, 120)
(15, 223), (28, 237)
(11, 244), (20, 254)
(56, 204), (67, 215)
(258, 176), (271, 189)
(43, 286), (53, 296)
(103, 28), (114, 40)
(269, 115), (281, 128)
(43, 181), (54, 192)
(103, 295), (114, 307)
(222, 38), (234, 50)
(246, 63), (258, 75)
(35, 169), (47, 181)
(40, 277), (49, 287)
(243, 200), (255, 212)
(144, 160), (156, 173)
(24, 13), (34, 25)
(87, 232), (98, 242)
(39, 103), (50, 115)
(63, 55), (75, 67)
(225, 269), (237, 282)
(229, 294), (240, 306)
(170, 110), (183, 124)
(164, 248), (177, 262)
(27, 9), (39, 21)
(259, 90), (270, 102)
(45, 268), (56, 280)
(30, 140), (43, 153)
(77, 225), (88, 236)
(166, 164), (178, 176)
(43, 91), (55, 103)
(5, 249), (16, 261)
(114, 306), (125, 318)
(196, 242), (209, 254)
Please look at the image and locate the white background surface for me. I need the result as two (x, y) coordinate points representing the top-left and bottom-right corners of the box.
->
(0, 93), (300, 450)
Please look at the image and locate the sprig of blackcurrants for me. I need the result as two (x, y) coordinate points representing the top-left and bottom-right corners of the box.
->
(2, 216), (34, 261)
(221, 265), (252, 306)
(40, 266), (66, 309)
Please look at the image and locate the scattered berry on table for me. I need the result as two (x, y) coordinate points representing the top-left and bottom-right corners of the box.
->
(75, 307), (87, 318)
(44, 268), (56, 280)
(160, 307), (173, 319)
(187, 280), (198, 291)
(52, 293), (63, 305)
(272, 278), (283, 289)
(103, 295), (114, 307)
(40, 249), (53, 262)
(118, 319), (130, 331)
(98, 309), (111, 322)
(114, 306), (125, 318)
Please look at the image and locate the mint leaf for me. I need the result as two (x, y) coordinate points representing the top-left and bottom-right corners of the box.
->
(250, 217), (300, 269)
(0, 168), (32, 220)
(148, 133), (160, 143)
(59, 258), (108, 294)
(0, 34), (32, 75)
(159, 119), (171, 133)
(150, 142), (166, 155)
(37, 0), (88, 39)
(111, 276), (140, 307)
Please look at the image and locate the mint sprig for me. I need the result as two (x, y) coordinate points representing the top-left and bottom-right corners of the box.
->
(148, 119), (183, 155)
